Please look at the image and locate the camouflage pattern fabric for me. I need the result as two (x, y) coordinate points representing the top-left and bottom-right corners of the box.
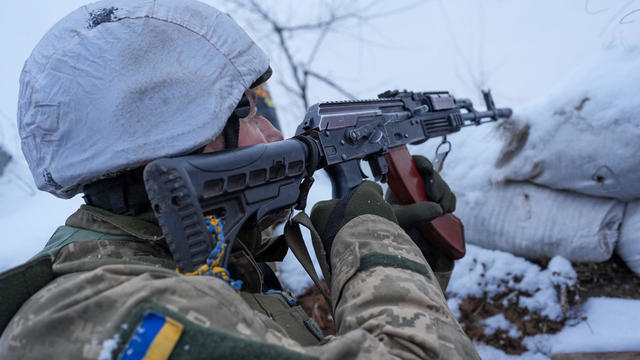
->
(0, 208), (479, 359)
(314, 214), (480, 359)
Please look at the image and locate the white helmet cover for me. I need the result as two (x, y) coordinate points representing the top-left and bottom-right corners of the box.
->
(18, 0), (269, 198)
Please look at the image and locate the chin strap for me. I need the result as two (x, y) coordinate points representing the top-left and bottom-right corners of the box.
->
(223, 112), (240, 150)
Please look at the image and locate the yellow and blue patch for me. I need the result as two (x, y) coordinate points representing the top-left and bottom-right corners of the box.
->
(120, 311), (184, 360)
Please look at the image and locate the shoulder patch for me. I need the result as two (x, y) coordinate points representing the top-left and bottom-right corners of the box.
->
(120, 311), (183, 360)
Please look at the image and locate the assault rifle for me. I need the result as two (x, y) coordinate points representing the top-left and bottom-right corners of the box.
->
(143, 90), (512, 272)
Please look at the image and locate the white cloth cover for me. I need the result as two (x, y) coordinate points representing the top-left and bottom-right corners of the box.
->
(18, 0), (269, 198)
(617, 201), (640, 275)
(456, 181), (624, 262)
(492, 46), (640, 202)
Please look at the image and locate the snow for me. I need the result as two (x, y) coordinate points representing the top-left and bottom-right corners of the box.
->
(483, 314), (522, 338)
(475, 344), (550, 360)
(412, 46), (639, 264)
(449, 244), (640, 358)
(447, 245), (577, 320)
(547, 257), (577, 287)
(550, 297), (640, 354)
(98, 333), (120, 360)
(516, 298), (640, 358)
(492, 46), (640, 201)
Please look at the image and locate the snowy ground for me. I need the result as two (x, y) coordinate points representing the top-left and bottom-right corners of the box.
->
(476, 297), (640, 359)
(449, 245), (640, 358)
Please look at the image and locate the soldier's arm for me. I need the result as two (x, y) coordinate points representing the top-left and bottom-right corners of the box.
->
(308, 182), (479, 359)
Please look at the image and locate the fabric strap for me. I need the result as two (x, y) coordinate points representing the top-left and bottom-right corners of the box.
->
(284, 212), (331, 305)
(320, 189), (356, 267)
(223, 112), (240, 150)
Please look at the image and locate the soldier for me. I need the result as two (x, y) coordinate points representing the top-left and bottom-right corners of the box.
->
(0, 0), (480, 359)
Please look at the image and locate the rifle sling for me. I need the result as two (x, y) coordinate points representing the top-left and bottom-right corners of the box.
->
(284, 212), (331, 305)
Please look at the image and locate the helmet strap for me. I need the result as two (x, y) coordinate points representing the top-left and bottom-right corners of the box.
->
(223, 112), (240, 150)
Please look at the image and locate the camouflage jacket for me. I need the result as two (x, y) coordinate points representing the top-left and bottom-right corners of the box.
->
(0, 205), (479, 359)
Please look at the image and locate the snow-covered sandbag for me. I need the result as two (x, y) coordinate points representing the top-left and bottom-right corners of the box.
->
(617, 201), (640, 275)
(456, 181), (624, 262)
(492, 46), (640, 201)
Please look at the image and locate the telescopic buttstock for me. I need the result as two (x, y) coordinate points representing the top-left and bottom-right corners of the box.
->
(384, 146), (466, 259)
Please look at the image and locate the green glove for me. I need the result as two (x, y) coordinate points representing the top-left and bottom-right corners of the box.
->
(413, 155), (456, 213)
(386, 155), (456, 225)
(310, 181), (397, 264)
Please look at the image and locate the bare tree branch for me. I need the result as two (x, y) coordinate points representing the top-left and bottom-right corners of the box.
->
(274, 27), (308, 104)
(306, 25), (330, 66)
(277, 78), (304, 99)
(436, 0), (486, 91)
(620, 8), (640, 24)
(596, 0), (635, 35)
(305, 70), (357, 100)
(220, 0), (422, 111)
(584, 0), (609, 15)
(274, 12), (360, 32)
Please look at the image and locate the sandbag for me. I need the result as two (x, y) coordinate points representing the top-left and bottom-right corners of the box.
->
(492, 46), (640, 202)
(455, 181), (624, 262)
(617, 201), (640, 275)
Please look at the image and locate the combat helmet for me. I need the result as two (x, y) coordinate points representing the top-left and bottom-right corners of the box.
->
(18, 0), (270, 198)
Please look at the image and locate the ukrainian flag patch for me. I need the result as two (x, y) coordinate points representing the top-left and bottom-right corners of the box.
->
(120, 311), (184, 360)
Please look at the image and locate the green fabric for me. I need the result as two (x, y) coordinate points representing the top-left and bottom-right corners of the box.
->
(33, 225), (135, 259)
(2, 207), (166, 335)
(0, 255), (54, 335)
(115, 302), (318, 360)
(411, 155), (456, 213)
(392, 202), (443, 229)
(65, 205), (162, 240)
(239, 292), (323, 346)
(358, 252), (432, 281)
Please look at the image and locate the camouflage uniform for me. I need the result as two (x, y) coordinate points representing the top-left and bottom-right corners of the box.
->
(0, 205), (479, 359)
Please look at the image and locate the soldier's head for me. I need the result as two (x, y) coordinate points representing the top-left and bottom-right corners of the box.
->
(17, 0), (280, 202)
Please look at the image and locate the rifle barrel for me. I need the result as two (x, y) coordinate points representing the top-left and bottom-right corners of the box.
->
(460, 107), (512, 126)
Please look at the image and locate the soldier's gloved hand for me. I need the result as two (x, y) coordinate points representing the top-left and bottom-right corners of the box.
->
(389, 155), (456, 212)
(310, 181), (397, 265)
(385, 155), (457, 290)
(386, 155), (456, 222)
